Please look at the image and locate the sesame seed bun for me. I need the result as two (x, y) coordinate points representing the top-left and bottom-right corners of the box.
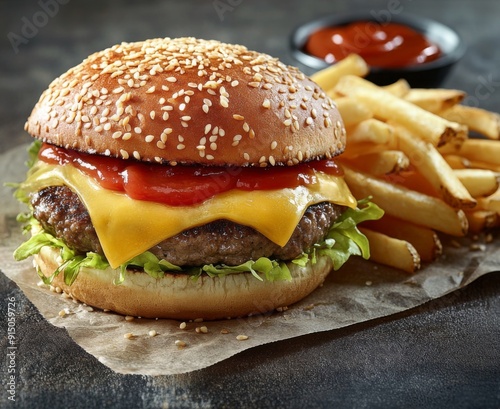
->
(35, 245), (333, 320)
(25, 37), (345, 166)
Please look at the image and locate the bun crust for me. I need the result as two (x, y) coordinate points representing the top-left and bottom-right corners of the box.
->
(25, 37), (345, 167)
(35, 245), (333, 320)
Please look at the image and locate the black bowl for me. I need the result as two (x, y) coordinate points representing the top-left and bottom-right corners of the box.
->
(290, 12), (466, 88)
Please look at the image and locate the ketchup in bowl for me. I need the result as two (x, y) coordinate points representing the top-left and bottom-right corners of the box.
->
(304, 21), (442, 68)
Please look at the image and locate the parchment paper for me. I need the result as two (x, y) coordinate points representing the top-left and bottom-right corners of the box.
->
(1, 144), (499, 375)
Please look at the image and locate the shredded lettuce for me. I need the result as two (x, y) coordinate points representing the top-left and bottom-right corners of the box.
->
(12, 140), (384, 286)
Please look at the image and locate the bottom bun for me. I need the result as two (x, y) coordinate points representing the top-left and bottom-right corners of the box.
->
(34, 246), (334, 320)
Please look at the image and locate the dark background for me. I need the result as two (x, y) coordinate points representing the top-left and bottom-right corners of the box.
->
(1, 0), (499, 408)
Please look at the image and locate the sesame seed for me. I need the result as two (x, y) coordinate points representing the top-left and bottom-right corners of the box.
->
(262, 99), (271, 108)
(236, 335), (249, 341)
(175, 340), (187, 348)
(123, 332), (134, 339)
(177, 143), (185, 150)
(202, 104), (209, 114)
(145, 134), (154, 143)
(195, 326), (209, 334)
(166, 76), (177, 82)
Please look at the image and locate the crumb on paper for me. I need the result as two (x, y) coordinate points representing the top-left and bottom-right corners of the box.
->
(175, 340), (187, 348)
(195, 326), (208, 334)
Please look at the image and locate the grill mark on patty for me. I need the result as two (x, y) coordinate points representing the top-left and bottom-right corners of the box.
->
(31, 186), (344, 266)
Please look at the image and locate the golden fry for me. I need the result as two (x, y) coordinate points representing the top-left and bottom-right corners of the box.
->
(382, 79), (411, 97)
(334, 75), (468, 147)
(404, 88), (465, 113)
(359, 228), (421, 273)
(440, 138), (500, 167)
(344, 150), (410, 177)
(442, 154), (470, 169)
(347, 118), (394, 145)
(464, 210), (498, 233)
(363, 214), (442, 262)
(453, 169), (500, 197)
(440, 105), (500, 140)
(335, 97), (373, 127)
(343, 165), (469, 236)
(394, 125), (476, 209)
(310, 54), (369, 91)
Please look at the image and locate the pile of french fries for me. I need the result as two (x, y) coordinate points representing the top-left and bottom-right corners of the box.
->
(311, 54), (500, 273)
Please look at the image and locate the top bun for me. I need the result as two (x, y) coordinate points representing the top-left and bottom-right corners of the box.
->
(26, 37), (345, 167)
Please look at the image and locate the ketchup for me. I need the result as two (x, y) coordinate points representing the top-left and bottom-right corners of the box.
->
(304, 21), (441, 68)
(38, 144), (343, 206)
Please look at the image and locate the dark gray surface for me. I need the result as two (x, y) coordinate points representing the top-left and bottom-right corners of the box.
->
(1, 0), (500, 408)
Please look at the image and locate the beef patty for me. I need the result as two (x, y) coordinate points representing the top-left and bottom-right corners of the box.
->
(31, 186), (344, 266)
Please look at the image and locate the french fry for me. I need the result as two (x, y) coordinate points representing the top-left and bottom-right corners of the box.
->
(310, 54), (369, 91)
(343, 165), (469, 236)
(382, 79), (411, 97)
(453, 169), (500, 197)
(359, 228), (421, 273)
(342, 142), (392, 160)
(442, 154), (470, 169)
(440, 104), (500, 140)
(394, 125), (476, 209)
(347, 118), (395, 145)
(440, 138), (500, 167)
(363, 215), (442, 262)
(404, 88), (465, 113)
(345, 150), (410, 177)
(476, 187), (500, 214)
(335, 97), (373, 127)
(464, 210), (498, 233)
(334, 75), (468, 147)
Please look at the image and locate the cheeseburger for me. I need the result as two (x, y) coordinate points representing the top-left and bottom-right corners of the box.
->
(14, 37), (381, 320)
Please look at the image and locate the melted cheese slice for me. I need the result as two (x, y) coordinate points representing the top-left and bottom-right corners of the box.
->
(24, 162), (357, 268)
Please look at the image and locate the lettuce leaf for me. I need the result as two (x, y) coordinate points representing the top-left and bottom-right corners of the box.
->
(13, 199), (383, 286)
